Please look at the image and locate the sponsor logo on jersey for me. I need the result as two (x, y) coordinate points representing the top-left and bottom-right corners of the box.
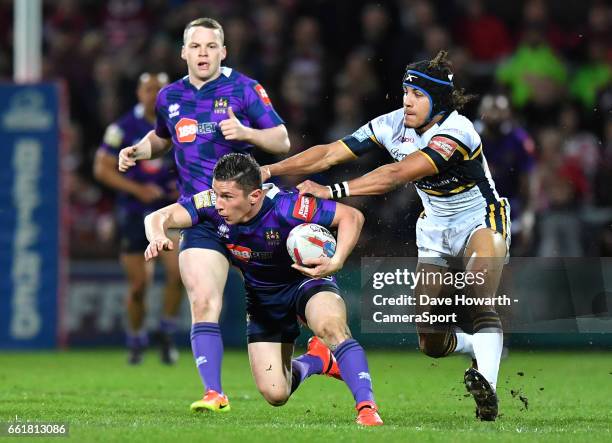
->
(226, 244), (252, 262)
(175, 117), (198, 143)
(292, 195), (317, 221)
(217, 223), (230, 238)
(351, 126), (370, 142)
(169, 103), (180, 118)
(193, 190), (216, 209)
(174, 118), (218, 143)
(226, 244), (273, 262)
(429, 136), (458, 161)
(389, 147), (409, 161)
(265, 229), (281, 246)
(254, 84), (272, 106)
(417, 175), (460, 190)
(213, 97), (229, 114)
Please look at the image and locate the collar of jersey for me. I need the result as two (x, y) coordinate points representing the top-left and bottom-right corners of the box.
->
(240, 195), (274, 228)
(182, 73), (226, 94)
(419, 110), (456, 139)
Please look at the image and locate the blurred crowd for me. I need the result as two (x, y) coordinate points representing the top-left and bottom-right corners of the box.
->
(1, 0), (610, 258)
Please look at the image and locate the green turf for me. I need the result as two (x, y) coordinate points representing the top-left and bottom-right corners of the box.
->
(0, 349), (610, 442)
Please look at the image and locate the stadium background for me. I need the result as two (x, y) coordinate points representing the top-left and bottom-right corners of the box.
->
(1, 0), (611, 348)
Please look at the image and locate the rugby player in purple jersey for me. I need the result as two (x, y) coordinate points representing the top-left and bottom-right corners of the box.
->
(94, 72), (182, 365)
(143, 154), (382, 426)
(117, 18), (289, 411)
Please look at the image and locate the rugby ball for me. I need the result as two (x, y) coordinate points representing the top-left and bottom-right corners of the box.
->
(287, 223), (337, 265)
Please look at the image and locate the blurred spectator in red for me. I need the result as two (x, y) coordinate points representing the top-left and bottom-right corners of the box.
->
(454, 0), (513, 62)
(558, 103), (601, 199)
(46, 0), (87, 39)
(535, 128), (588, 256)
(103, 0), (149, 53)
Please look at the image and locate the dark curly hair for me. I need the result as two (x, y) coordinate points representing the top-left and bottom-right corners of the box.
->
(427, 50), (476, 110)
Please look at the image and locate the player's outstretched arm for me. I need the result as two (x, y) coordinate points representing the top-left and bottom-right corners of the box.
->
(118, 130), (172, 172)
(219, 107), (290, 154)
(143, 203), (192, 261)
(292, 203), (364, 278)
(262, 140), (355, 181)
(297, 150), (437, 199)
(344, 151), (436, 195)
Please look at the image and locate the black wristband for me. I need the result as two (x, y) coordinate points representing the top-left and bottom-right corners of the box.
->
(328, 181), (350, 199)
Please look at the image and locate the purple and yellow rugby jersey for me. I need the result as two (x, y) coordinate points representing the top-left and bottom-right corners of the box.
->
(155, 67), (284, 198)
(99, 104), (176, 214)
(179, 185), (337, 291)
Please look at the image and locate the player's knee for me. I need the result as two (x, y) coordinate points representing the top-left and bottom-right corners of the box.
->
(189, 292), (223, 317)
(260, 389), (289, 407)
(314, 317), (350, 346)
(418, 335), (447, 359)
(127, 281), (148, 303)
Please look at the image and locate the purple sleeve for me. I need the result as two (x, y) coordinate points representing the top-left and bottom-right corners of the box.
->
(279, 193), (337, 227)
(178, 197), (200, 226)
(242, 82), (284, 129)
(178, 189), (217, 225)
(154, 88), (171, 139)
(309, 198), (337, 227)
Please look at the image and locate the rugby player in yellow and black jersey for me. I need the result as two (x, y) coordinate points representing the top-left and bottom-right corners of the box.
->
(262, 50), (509, 421)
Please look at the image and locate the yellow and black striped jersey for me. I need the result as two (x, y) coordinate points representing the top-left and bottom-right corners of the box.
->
(340, 108), (504, 217)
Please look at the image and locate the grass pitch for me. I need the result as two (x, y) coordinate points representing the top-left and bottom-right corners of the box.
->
(1, 349), (610, 442)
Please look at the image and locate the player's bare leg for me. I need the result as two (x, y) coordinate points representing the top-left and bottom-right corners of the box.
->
(248, 342), (294, 406)
(121, 254), (154, 365)
(306, 291), (383, 426)
(181, 248), (230, 412)
(157, 230), (182, 365)
(462, 227), (508, 421)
